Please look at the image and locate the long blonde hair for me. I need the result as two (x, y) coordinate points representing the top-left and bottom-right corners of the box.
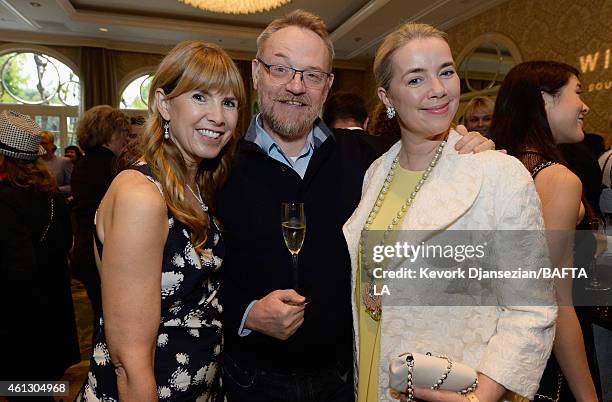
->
(143, 41), (246, 252)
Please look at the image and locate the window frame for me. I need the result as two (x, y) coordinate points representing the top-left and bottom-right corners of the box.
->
(0, 44), (81, 153)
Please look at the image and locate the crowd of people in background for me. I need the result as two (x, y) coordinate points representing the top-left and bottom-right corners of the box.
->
(1, 7), (611, 402)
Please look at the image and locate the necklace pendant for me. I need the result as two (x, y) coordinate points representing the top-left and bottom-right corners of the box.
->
(363, 281), (382, 321)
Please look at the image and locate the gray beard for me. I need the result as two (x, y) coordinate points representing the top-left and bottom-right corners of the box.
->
(259, 101), (318, 139)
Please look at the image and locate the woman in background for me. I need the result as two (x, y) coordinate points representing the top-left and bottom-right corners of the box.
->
(64, 144), (83, 164)
(70, 105), (130, 331)
(461, 95), (494, 137)
(0, 111), (80, 399)
(490, 60), (598, 402)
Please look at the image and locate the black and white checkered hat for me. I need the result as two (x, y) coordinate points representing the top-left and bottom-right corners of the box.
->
(0, 110), (46, 160)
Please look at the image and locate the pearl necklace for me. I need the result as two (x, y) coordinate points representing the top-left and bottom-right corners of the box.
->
(360, 140), (447, 321)
(186, 184), (208, 212)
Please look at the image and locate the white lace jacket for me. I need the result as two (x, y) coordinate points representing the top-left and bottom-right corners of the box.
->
(343, 130), (557, 400)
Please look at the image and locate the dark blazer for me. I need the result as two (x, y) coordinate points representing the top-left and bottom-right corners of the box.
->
(334, 127), (397, 156)
(0, 182), (80, 379)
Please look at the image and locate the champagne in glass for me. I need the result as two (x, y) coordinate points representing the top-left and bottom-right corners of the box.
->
(282, 219), (306, 255)
(595, 232), (607, 258)
(281, 202), (307, 300)
(586, 218), (610, 291)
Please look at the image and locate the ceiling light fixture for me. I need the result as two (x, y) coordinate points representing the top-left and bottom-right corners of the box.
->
(177, 0), (291, 14)
(99, 27), (108, 32)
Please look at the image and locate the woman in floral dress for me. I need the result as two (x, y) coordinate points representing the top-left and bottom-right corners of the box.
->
(79, 40), (245, 401)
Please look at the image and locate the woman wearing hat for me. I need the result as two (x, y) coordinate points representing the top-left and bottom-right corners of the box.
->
(0, 110), (80, 394)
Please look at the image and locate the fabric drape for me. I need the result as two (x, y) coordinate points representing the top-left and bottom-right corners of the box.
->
(80, 47), (118, 110)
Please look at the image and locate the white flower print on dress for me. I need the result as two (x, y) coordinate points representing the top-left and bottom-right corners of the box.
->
(185, 243), (202, 269)
(158, 386), (171, 399)
(88, 372), (97, 389)
(193, 367), (206, 385)
(161, 271), (184, 297)
(168, 217), (174, 228)
(176, 352), (190, 365)
(170, 367), (191, 391)
(164, 318), (182, 327)
(157, 333), (169, 347)
(169, 301), (182, 314)
(93, 343), (110, 366)
(185, 310), (203, 328)
(172, 254), (185, 268)
(189, 329), (200, 337)
(83, 384), (99, 402)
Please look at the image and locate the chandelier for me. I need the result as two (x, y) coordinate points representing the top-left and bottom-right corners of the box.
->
(178, 0), (291, 14)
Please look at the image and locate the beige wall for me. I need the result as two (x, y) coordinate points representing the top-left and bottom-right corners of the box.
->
(446, 0), (612, 137)
(114, 50), (164, 92)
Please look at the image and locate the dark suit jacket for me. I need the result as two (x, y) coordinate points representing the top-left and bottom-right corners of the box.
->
(333, 127), (397, 156)
(217, 119), (382, 373)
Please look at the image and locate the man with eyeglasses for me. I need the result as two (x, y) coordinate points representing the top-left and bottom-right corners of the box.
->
(216, 9), (493, 402)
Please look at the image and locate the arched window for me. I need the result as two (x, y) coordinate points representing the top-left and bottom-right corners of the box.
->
(0, 48), (80, 153)
(120, 73), (153, 114)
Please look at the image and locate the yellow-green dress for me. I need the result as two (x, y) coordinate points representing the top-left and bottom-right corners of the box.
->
(357, 166), (423, 402)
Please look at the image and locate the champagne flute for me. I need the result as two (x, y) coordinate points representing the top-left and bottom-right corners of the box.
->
(281, 202), (307, 301)
(586, 218), (610, 291)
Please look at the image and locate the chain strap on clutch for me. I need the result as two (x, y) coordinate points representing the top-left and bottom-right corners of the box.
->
(389, 351), (479, 400)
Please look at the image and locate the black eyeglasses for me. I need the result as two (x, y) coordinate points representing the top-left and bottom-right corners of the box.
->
(256, 58), (332, 88)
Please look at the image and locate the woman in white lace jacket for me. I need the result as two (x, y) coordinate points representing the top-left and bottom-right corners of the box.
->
(343, 23), (557, 402)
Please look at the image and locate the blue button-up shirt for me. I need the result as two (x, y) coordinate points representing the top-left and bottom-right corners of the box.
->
(245, 114), (329, 178)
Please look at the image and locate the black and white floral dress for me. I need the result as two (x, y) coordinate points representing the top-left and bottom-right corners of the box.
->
(79, 164), (225, 402)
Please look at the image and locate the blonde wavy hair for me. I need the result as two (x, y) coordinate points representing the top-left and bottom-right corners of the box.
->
(143, 40), (246, 252)
(374, 22), (448, 90)
(462, 96), (495, 121)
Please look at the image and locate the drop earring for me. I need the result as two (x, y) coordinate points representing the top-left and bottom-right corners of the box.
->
(386, 106), (396, 119)
(163, 121), (170, 140)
